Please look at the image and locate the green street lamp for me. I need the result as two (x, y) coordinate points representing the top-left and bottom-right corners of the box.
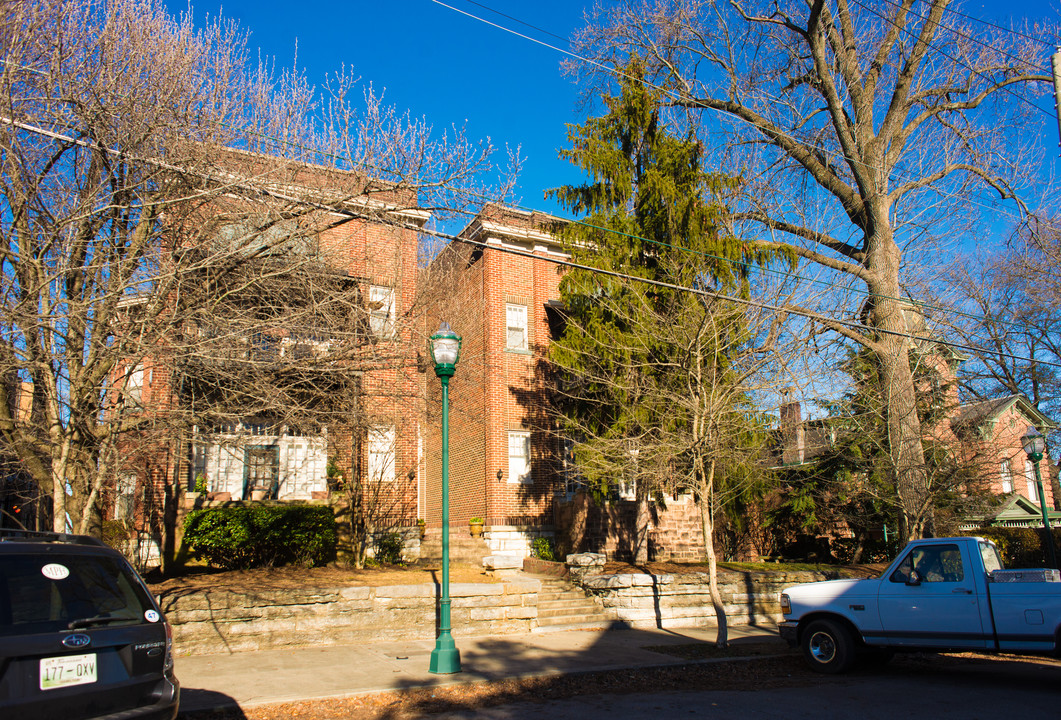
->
(1022, 426), (1058, 570)
(429, 321), (461, 674)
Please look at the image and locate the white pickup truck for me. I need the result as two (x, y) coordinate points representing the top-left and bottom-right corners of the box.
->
(778, 536), (1061, 672)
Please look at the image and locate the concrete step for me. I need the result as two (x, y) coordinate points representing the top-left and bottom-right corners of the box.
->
(533, 619), (619, 633)
(538, 604), (602, 619)
(522, 572), (612, 632)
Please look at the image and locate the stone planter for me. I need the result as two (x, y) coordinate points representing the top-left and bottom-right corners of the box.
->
(249, 489), (268, 501)
(469, 520), (484, 538)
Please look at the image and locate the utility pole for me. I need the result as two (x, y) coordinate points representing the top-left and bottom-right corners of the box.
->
(1052, 47), (1061, 150)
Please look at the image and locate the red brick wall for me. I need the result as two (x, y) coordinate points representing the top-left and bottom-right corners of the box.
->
(422, 205), (566, 529)
(554, 493), (711, 562)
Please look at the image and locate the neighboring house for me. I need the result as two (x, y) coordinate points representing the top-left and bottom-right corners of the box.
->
(949, 394), (1061, 528)
(774, 389), (1060, 533)
(115, 151), (430, 565)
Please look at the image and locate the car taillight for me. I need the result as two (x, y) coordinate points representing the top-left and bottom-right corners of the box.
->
(163, 620), (174, 676)
(780, 593), (792, 615)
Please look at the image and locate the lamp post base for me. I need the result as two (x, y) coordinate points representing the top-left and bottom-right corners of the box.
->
(429, 634), (462, 674)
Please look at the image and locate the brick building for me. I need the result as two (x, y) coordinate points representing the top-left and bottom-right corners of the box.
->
(117, 151), (430, 566)
(422, 205), (569, 558)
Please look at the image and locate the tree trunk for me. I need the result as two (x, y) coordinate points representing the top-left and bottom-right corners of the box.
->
(699, 459), (728, 648)
(634, 494), (650, 564)
(872, 284), (934, 541)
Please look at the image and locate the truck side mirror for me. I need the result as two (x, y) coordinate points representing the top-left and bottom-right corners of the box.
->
(906, 570), (922, 586)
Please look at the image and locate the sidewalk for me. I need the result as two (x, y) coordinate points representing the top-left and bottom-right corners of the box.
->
(176, 623), (785, 713)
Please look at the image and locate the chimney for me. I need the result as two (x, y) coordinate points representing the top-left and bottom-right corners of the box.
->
(781, 389), (805, 465)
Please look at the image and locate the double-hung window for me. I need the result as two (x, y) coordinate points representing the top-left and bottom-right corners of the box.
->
(368, 425), (396, 482)
(1025, 458), (1038, 503)
(507, 431), (531, 483)
(369, 286), (396, 339)
(506, 304), (527, 351)
(1000, 458), (1013, 494)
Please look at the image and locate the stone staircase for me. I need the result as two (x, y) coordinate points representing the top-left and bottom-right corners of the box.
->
(531, 575), (613, 632)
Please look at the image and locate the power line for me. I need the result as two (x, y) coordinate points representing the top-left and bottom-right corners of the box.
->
(436, 0), (1049, 232)
(2, 52), (1049, 343)
(941, 1), (1057, 47)
(418, 218), (1061, 371)
(873, 0), (1051, 74)
(4, 106), (1058, 372)
(849, 0), (1055, 119)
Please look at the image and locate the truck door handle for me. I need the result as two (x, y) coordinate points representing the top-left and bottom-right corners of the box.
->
(951, 588), (973, 595)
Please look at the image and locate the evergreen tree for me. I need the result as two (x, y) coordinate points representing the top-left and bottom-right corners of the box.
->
(547, 61), (787, 646)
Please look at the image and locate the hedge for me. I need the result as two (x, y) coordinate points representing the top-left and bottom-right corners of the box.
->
(963, 527), (1061, 569)
(182, 504), (337, 570)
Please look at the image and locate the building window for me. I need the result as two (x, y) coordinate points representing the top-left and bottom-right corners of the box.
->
(1025, 459), (1038, 504)
(369, 285), (396, 338)
(126, 364), (144, 404)
(368, 425), (396, 482)
(1000, 459), (1013, 494)
(506, 304), (527, 351)
(115, 473), (137, 520)
(243, 445), (279, 499)
(508, 431), (531, 484)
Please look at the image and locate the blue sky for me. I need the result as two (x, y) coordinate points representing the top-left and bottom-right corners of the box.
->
(166, 0), (1060, 220)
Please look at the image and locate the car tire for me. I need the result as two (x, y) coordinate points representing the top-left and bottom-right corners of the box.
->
(801, 619), (856, 674)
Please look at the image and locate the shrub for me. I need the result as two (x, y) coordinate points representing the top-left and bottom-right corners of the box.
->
(374, 532), (405, 565)
(963, 527), (1061, 568)
(183, 505), (337, 570)
(531, 536), (556, 562)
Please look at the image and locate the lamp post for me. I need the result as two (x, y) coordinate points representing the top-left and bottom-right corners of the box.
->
(1022, 427), (1058, 570)
(429, 322), (461, 674)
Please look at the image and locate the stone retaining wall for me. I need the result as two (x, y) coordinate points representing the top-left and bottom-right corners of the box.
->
(161, 569), (832, 655)
(160, 579), (542, 655)
(578, 570), (832, 629)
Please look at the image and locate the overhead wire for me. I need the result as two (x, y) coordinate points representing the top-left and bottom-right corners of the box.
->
(872, 0), (1052, 74)
(415, 217), (1061, 371)
(2, 4), (1058, 366)
(432, 0), (1056, 324)
(435, 0), (1053, 233)
(941, 1), (1057, 47)
(4, 92), (1058, 371)
(849, 0), (1055, 118)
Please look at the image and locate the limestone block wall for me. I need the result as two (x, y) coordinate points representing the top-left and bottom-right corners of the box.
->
(578, 570), (832, 629)
(161, 579), (541, 655)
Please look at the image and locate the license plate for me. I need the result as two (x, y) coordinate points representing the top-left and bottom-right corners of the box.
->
(40, 653), (97, 690)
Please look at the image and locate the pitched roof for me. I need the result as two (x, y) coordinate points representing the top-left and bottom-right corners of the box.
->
(952, 394), (1057, 433)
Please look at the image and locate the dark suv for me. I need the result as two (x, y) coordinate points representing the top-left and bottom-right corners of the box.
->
(0, 530), (179, 719)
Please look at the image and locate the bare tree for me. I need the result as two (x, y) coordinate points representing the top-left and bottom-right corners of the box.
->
(575, 0), (1056, 539)
(0, 0), (505, 554)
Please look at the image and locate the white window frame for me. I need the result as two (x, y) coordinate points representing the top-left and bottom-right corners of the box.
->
(369, 285), (396, 339)
(368, 425), (396, 482)
(507, 430), (531, 484)
(505, 303), (527, 351)
(126, 364), (145, 404)
(1025, 458), (1038, 503)
(115, 473), (137, 520)
(1000, 458), (1013, 494)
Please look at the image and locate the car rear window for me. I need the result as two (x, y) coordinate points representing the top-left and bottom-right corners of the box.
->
(0, 553), (156, 636)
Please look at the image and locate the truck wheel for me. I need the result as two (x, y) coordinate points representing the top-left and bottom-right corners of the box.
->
(801, 619), (855, 674)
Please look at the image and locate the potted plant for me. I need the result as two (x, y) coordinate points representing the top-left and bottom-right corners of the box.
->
(469, 517), (484, 538)
(186, 474), (207, 508)
(417, 518), (426, 539)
